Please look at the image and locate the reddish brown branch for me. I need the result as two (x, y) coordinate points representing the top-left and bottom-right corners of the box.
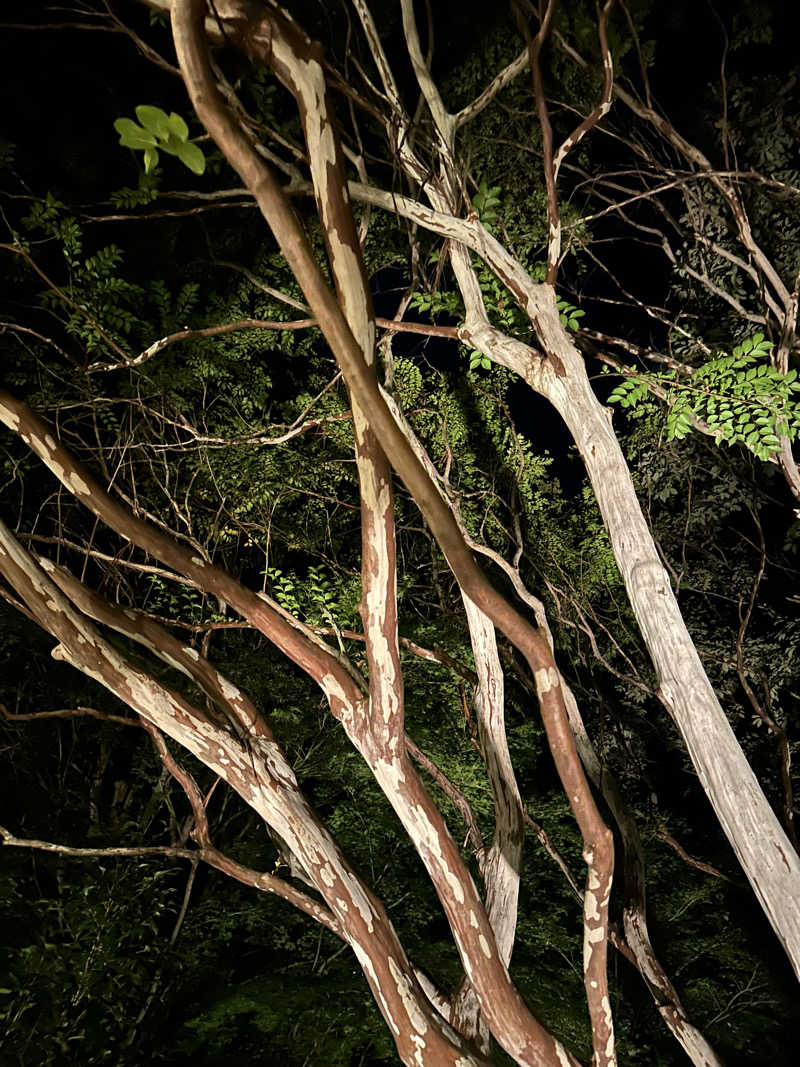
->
(0, 390), (362, 711)
(0, 702), (140, 728)
(552, 0), (616, 182)
(656, 829), (732, 883)
(0, 821), (344, 938)
(171, 4), (611, 1063)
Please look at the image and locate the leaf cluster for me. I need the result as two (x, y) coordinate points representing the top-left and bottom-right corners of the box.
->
(608, 334), (800, 460)
(114, 106), (205, 176)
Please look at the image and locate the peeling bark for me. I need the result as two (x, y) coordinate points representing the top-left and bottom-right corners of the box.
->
(170, 2), (612, 1063)
(451, 597), (524, 1049)
(6, 1), (794, 1063)
(0, 519), (486, 1067)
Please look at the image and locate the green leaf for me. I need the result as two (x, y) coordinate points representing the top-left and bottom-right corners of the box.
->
(135, 105), (172, 140)
(174, 141), (206, 175)
(114, 118), (156, 150)
(143, 147), (159, 174)
(167, 112), (189, 141)
(158, 134), (183, 158)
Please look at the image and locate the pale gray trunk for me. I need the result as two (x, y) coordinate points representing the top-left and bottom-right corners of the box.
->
(521, 295), (800, 977)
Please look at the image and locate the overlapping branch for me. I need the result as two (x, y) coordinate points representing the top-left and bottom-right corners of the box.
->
(170, 1), (613, 1063)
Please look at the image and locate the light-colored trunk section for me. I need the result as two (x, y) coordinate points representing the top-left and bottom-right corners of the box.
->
(366, 169), (800, 976)
(558, 680), (723, 1066)
(462, 596), (524, 967)
(451, 597), (525, 1049)
(522, 294), (800, 977)
(169, 4), (596, 1064)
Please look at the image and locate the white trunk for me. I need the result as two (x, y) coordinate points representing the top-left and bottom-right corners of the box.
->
(520, 294), (800, 977)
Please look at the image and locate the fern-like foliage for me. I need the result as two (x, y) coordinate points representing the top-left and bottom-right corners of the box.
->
(608, 334), (800, 460)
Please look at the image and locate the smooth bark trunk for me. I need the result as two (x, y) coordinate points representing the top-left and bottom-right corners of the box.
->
(518, 297), (800, 976)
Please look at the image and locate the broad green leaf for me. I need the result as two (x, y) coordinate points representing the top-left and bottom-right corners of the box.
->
(114, 118), (156, 150)
(158, 134), (185, 157)
(174, 140), (205, 175)
(135, 105), (171, 139)
(167, 111), (189, 141)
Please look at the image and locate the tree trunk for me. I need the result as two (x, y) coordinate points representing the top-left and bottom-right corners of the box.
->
(520, 292), (800, 977)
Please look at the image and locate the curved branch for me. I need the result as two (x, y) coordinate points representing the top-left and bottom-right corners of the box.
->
(0, 518), (484, 1062)
(552, 0), (616, 182)
(0, 390), (362, 710)
(0, 822), (343, 937)
(171, 2), (611, 1063)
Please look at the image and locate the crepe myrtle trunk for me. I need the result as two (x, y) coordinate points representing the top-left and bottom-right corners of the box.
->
(154, 0), (800, 984)
(168, 2), (615, 1064)
(0, 5), (787, 1066)
(515, 308), (800, 977)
